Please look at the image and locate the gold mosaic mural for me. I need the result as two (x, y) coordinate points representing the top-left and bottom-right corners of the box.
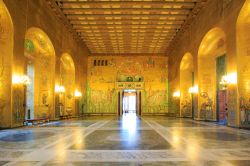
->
(0, 0), (13, 128)
(86, 56), (168, 114)
(25, 27), (56, 119)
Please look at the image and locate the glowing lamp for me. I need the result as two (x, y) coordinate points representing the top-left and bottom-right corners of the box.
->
(12, 75), (31, 85)
(55, 85), (65, 93)
(74, 90), (82, 97)
(173, 90), (180, 98)
(220, 73), (237, 85)
(188, 85), (199, 94)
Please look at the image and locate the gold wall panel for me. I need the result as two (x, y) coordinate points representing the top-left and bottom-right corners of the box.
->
(25, 27), (56, 119)
(180, 53), (193, 118)
(237, 0), (250, 127)
(87, 56), (168, 114)
(60, 53), (75, 115)
(198, 28), (226, 121)
(0, 0), (13, 128)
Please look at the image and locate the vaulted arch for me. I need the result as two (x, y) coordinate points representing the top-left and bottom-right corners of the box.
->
(180, 52), (194, 118)
(198, 27), (227, 122)
(59, 53), (75, 116)
(24, 27), (56, 119)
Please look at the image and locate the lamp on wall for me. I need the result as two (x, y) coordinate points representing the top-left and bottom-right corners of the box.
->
(55, 84), (65, 93)
(74, 89), (82, 98)
(74, 89), (82, 116)
(12, 75), (31, 85)
(189, 85), (199, 94)
(12, 75), (31, 123)
(220, 72), (237, 85)
(173, 90), (180, 98)
(220, 72), (237, 90)
(55, 84), (65, 118)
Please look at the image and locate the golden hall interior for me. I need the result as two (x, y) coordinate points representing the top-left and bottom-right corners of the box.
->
(0, 0), (250, 165)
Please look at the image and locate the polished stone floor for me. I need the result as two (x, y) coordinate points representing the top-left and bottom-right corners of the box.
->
(0, 114), (250, 166)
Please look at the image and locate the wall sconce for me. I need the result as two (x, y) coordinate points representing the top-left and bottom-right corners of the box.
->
(220, 72), (237, 85)
(189, 85), (199, 94)
(55, 85), (65, 93)
(74, 90), (82, 97)
(12, 75), (31, 85)
(173, 90), (180, 98)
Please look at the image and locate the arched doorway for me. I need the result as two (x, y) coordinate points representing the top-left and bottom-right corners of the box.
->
(24, 27), (55, 119)
(180, 53), (194, 118)
(58, 53), (75, 117)
(198, 28), (227, 123)
(0, 0), (13, 128)
(237, 0), (250, 128)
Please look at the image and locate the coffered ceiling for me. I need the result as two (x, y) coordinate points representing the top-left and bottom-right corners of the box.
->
(48, 0), (207, 54)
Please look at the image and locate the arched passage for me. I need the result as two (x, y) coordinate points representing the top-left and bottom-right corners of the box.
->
(198, 28), (227, 122)
(59, 53), (75, 116)
(180, 53), (194, 118)
(24, 27), (55, 119)
(237, 0), (250, 127)
(0, 0), (13, 127)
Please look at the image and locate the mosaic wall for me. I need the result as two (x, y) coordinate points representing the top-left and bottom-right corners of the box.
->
(25, 28), (55, 119)
(237, 1), (250, 128)
(86, 56), (168, 114)
(180, 71), (193, 117)
(198, 28), (226, 121)
(198, 56), (216, 120)
(180, 54), (193, 118)
(0, 1), (13, 128)
(60, 54), (75, 116)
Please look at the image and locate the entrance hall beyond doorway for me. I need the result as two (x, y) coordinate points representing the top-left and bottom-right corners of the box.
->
(123, 90), (137, 114)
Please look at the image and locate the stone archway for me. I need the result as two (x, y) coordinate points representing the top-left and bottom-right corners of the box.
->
(24, 27), (56, 119)
(198, 28), (227, 121)
(59, 53), (75, 116)
(180, 53), (194, 118)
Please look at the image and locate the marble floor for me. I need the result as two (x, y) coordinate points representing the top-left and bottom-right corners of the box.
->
(0, 114), (250, 166)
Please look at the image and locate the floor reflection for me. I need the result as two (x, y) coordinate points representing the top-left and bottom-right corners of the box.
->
(121, 113), (137, 132)
(0, 130), (54, 142)
(0, 115), (249, 165)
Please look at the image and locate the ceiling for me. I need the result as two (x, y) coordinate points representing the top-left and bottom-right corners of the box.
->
(50, 0), (206, 55)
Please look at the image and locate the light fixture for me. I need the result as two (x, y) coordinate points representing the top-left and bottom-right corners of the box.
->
(173, 90), (180, 98)
(220, 72), (237, 85)
(74, 90), (82, 97)
(12, 75), (31, 85)
(189, 85), (199, 94)
(55, 85), (65, 93)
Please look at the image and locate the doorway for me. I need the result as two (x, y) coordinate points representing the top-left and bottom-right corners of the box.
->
(216, 55), (227, 125)
(25, 61), (35, 120)
(123, 90), (137, 115)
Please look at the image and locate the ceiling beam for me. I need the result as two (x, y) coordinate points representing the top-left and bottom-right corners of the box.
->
(81, 39), (173, 41)
(76, 31), (178, 33)
(70, 20), (185, 24)
(56, 0), (198, 2)
(68, 17), (187, 21)
(71, 23), (183, 27)
(73, 26), (181, 30)
(59, 1), (196, 8)
(62, 8), (191, 14)
(66, 13), (188, 17)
